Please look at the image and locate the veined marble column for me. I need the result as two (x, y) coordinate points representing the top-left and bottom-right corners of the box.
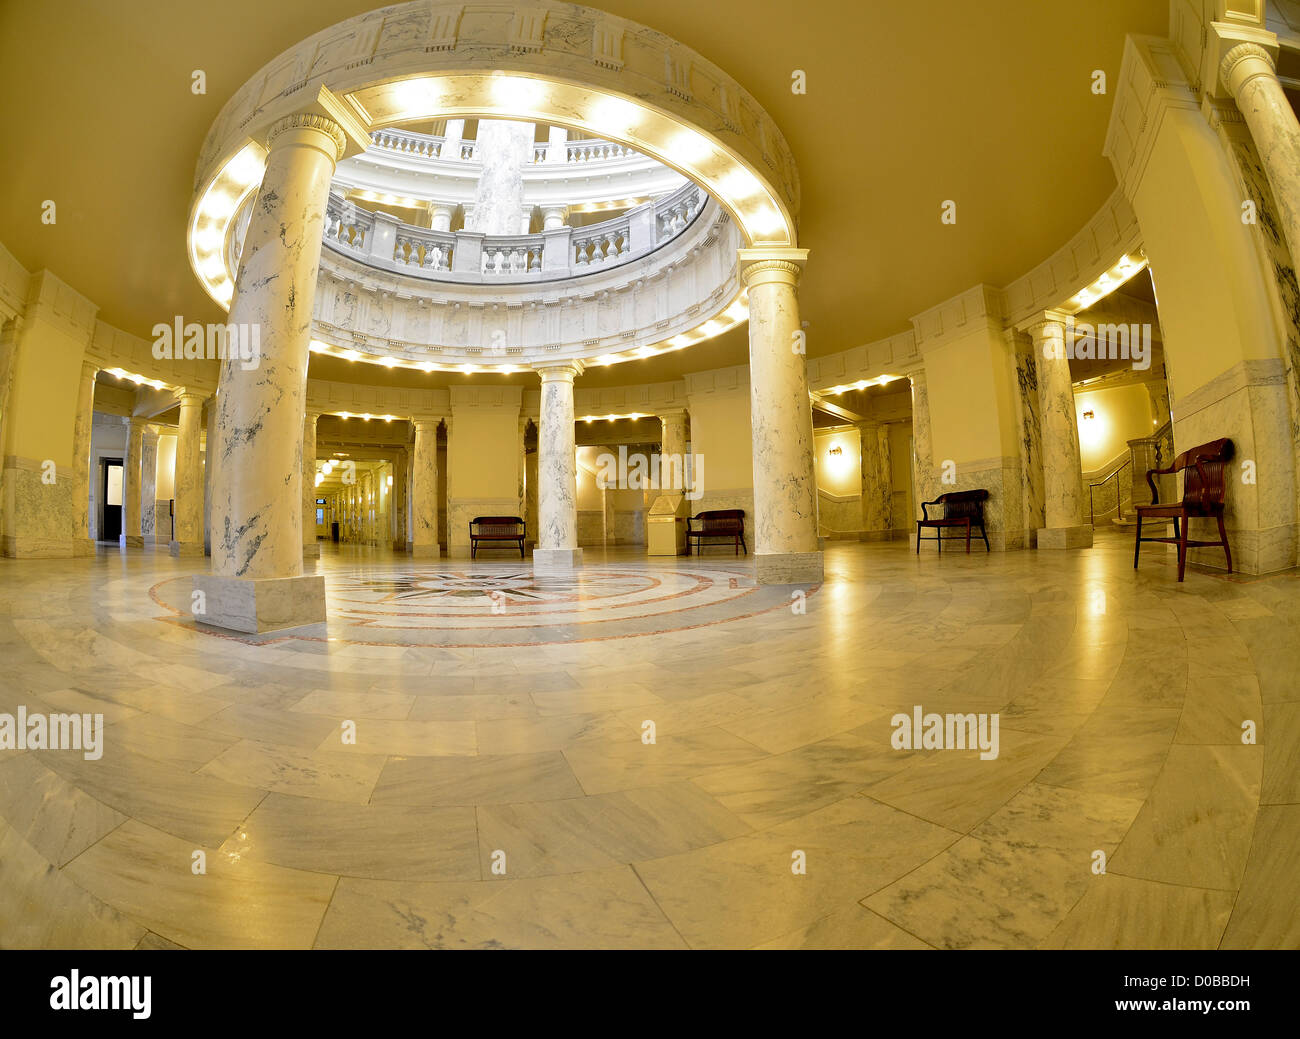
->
(534, 363), (583, 571)
(1221, 44), (1300, 276)
(546, 126), (568, 165)
(464, 120), (534, 235)
(169, 391), (205, 556)
(739, 248), (822, 584)
(909, 370), (935, 528)
(440, 119), (465, 160)
(659, 409), (688, 491)
(411, 418), (441, 558)
(1030, 315), (1093, 550)
(71, 359), (98, 555)
(392, 447), (408, 551)
(199, 112), (345, 632)
(122, 416), (147, 548)
(140, 427), (159, 545)
(302, 410), (321, 559)
(858, 420), (893, 541)
(542, 205), (568, 230)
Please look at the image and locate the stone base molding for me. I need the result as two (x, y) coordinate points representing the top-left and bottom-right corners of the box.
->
(533, 547), (583, 571)
(192, 574), (326, 634)
(303, 544), (321, 560)
(1036, 525), (1095, 551)
(754, 550), (823, 585)
(169, 541), (206, 558)
(120, 535), (144, 549)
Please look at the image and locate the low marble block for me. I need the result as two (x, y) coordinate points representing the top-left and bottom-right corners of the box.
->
(192, 574), (326, 634)
(169, 541), (206, 557)
(533, 547), (583, 571)
(1037, 525), (1095, 551)
(754, 550), (824, 585)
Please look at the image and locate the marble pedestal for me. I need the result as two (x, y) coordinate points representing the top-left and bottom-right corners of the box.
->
(169, 541), (205, 558)
(755, 551), (824, 585)
(304, 543), (320, 560)
(1036, 525), (1094, 550)
(534, 547), (583, 571)
(121, 535), (144, 549)
(192, 574), (326, 634)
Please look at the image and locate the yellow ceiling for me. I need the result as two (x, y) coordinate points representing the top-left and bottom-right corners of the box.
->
(0, 0), (1169, 391)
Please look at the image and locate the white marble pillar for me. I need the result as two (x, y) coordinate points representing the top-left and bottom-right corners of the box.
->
(858, 420), (893, 541)
(659, 409), (688, 491)
(140, 427), (159, 545)
(411, 419), (440, 558)
(518, 416), (530, 522)
(70, 359), (98, 555)
(541, 205), (568, 230)
(908, 370), (936, 529)
(1221, 44), (1300, 276)
(1030, 315), (1093, 550)
(203, 399), (216, 556)
(441, 119), (465, 159)
(122, 416), (147, 548)
(534, 362), (583, 571)
(464, 120), (534, 234)
(302, 410), (321, 559)
(392, 447), (408, 551)
(430, 204), (455, 232)
(546, 125), (568, 165)
(738, 249), (822, 583)
(199, 113), (345, 632)
(169, 391), (205, 556)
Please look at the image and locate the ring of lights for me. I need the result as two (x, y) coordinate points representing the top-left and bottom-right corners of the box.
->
(188, 0), (802, 350)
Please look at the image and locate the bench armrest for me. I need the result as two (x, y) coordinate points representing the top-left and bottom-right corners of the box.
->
(919, 498), (942, 522)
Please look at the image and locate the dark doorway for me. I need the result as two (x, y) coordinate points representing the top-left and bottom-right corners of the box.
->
(101, 457), (123, 542)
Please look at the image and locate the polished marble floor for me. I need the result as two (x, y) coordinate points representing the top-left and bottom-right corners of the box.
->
(0, 532), (1296, 949)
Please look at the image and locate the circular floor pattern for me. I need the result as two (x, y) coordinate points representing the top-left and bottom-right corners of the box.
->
(150, 564), (818, 648)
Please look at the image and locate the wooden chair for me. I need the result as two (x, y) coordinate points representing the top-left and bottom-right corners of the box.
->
(685, 509), (747, 555)
(1134, 437), (1233, 582)
(469, 516), (526, 559)
(916, 489), (991, 554)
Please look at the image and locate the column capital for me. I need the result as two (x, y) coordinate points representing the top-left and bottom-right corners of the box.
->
(1220, 41), (1278, 96)
(1026, 310), (1071, 340)
(267, 113), (349, 162)
(178, 389), (206, 406)
(738, 247), (809, 288)
(534, 360), (584, 381)
(411, 416), (443, 433)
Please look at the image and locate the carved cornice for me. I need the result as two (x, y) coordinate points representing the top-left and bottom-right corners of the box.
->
(267, 113), (347, 161)
(1220, 42), (1277, 94)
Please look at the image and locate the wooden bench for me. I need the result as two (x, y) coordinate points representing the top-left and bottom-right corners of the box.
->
(469, 516), (526, 559)
(1134, 437), (1233, 582)
(916, 489), (991, 554)
(685, 509), (747, 556)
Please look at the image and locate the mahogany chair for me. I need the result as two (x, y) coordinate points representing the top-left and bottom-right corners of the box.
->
(469, 516), (526, 559)
(916, 489), (991, 554)
(1133, 437), (1233, 582)
(685, 510), (747, 555)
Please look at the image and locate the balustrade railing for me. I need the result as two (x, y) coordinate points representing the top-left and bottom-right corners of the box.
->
(320, 181), (705, 283)
(367, 128), (642, 167)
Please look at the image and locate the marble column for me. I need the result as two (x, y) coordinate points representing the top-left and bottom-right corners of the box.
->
(203, 399), (216, 556)
(738, 248), (822, 584)
(546, 125), (568, 165)
(908, 370), (936, 529)
(430, 204), (455, 233)
(659, 409), (688, 491)
(440, 119), (464, 160)
(464, 120), (534, 234)
(542, 205), (568, 231)
(1221, 44), (1300, 276)
(199, 112), (345, 632)
(302, 410), (321, 559)
(140, 428), (159, 545)
(1029, 315), (1093, 550)
(534, 363), (583, 571)
(858, 420), (892, 541)
(122, 416), (147, 548)
(70, 359), (98, 555)
(169, 391), (205, 556)
(525, 441), (539, 551)
(392, 447), (408, 551)
(411, 419), (440, 558)
(518, 416), (529, 521)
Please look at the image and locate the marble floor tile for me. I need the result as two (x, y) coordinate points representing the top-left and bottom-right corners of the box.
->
(0, 754), (127, 867)
(200, 740), (388, 805)
(1039, 874), (1235, 949)
(1219, 805), (1300, 949)
(753, 905), (931, 950)
(371, 751), (584, 806)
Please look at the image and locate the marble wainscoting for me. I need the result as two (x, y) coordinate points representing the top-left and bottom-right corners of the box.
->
(817, 490), (868, 541)
(577, 509), (605, 547)
(1171, 359), (1298, 575)
(447, 499), (525, 559)
(691, 489), (754, 519)
(1, 455), (78, 558)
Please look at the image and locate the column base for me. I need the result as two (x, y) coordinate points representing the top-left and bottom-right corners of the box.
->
(1, 535), (75, 558)
(412, 544), (442, 559)
(446, 544), (473, 560)
(169, 541), (205, 557)
(74, 538), (97, 557)
(755, 550), (824, 585)
(533, 547), (583, 571)
(120, 535), (144, 548)
(1036, 525), (1094, 550)
(191, 574), (326, 634)
(303, 543), (320, 560)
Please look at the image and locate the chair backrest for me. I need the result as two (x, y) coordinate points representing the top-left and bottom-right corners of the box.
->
(693, 509), (744, 532)
(937, 489), (988, 521)
(470, 516), (524, 534)
(1170, 438), (1233, 508)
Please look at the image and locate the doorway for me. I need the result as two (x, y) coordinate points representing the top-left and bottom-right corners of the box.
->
(100, 457), (123, 542)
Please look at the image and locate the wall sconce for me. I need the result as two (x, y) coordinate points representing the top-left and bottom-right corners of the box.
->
(1082, 410), (1095, 421)
(387, 474), (393, 488)
(828, 445), (843, 456)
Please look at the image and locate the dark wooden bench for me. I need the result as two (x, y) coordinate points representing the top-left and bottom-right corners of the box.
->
(1134, 437), (1233, 582)
(916, 489), (990, 554)
(469, 516), (525, 559)
(685, 509), (747, 555)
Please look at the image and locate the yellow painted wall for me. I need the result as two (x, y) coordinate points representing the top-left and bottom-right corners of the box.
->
(155, 434), (176, 498)
(4, 316), (84, 466)
(1074, 384), (1153, 472)
(686, 391), (752, 494)
(447, 409), (519, 499)
(576, 446), (604, 510)
(813, 428), (861, 497)
(923, 326), (1020, 465)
